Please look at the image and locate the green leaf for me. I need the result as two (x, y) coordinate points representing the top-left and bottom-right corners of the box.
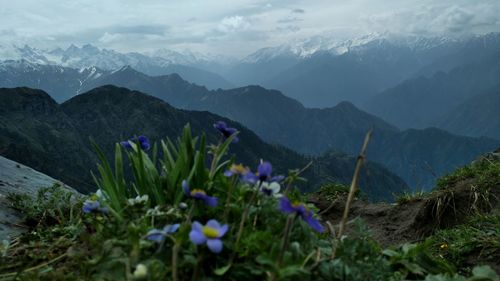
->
(214, 264), (232, 276)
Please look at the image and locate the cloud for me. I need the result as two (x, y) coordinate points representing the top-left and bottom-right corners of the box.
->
(276, 25), (301, 32)
(108, 24), (169, 35)
(1, 0), (500, 57)
(98, 32), (122, 43)
(217, 16), (251, 33)
(278, 17), (303, 23)
(363, 2), (500, 36)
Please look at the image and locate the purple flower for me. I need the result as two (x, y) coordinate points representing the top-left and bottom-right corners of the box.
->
(182, 180), (218, 207)
(82, 200), (109, 215)
(242, 161), (285, 185)
(214, 121), (239, 143)
(279, 197), (324, 233)
(120, 135), (151, 151)
(145, 224), (180, 243)
(189, 220), (228, 253)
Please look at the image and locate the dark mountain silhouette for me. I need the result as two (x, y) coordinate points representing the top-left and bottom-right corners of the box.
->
(78, 69), (500, 189)
(0, 86), (408, 201)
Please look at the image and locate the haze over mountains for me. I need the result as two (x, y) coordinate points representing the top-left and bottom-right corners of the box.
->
(1, 32), (499, 192)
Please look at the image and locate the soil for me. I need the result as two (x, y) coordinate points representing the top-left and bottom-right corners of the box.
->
(310, 173), (500, 272)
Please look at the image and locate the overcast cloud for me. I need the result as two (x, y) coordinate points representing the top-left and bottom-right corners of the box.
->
(1, 0), (499, 57)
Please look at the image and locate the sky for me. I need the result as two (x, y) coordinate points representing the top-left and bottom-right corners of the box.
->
(1, 0), (500, 57)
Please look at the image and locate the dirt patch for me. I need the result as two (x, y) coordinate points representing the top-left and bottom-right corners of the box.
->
(310, 179), (499, 247)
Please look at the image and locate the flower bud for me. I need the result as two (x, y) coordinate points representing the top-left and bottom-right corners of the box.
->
(133, 264), (148, 280)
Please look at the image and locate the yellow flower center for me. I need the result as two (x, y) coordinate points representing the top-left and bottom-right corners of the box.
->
(231, 164), (248, 174)
(191, 189), (206, 196)
(202, 226), (219, 238)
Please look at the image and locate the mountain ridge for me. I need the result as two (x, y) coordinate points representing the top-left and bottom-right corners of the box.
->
(0, 86), (409, 200)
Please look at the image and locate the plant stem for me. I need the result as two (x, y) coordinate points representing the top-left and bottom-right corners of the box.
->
(208, 141), (222, 179)
(227, 183), (262, 267)
(172, 243), (180, 281)
(333, 129), (372, 256)
(271, 214), (296, 281)
(186, 202), (196, 223)
(277, 214), (296, 267)
(283, 161), (313, 196)
(223, 177), (237, 221)
(234, 183), (261, 249)
(191, 252), (203, 281)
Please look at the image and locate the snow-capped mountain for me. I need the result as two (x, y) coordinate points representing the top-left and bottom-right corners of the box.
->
(0, 59), (107, 101)
(0, 44), (234, 90)
(240, 32), (496, 64)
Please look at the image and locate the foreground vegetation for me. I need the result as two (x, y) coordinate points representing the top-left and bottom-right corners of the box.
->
(0, 124), (498, 280)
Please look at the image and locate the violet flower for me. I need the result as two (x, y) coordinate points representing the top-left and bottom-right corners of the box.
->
(214, 121), (239, 143)
(278, 197), (324, 233)
(82, 200), (109, 215)
(182, 180), (218, 207)
(189, 220), (228, 253)
(120, 135), (151, 151)
(242, 161), (285, 186)
(145, 224), (180, 243)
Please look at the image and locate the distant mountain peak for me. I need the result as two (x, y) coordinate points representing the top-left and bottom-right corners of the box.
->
(334, 100), (357, 110)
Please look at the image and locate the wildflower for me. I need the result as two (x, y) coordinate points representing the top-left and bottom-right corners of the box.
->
(82, 200), (109, 215)
(182, 180), (218, 207)
(95, 189), (108, 200)
(278, 197), (324, 233)
(440, 243), (448, 250)
(146, 206), (167, 217)
(189, 220), (228, 253)
(214, 121), (239, 143)
(223, 163), (250, 177)
(127, 194), (149, 206)
(260, 181), (281, 197)
(242, 161), (285, 185)
(145, 224), (180, 243)
(120, 135), (151, 151)
(133, 264), (148, 280)
(178, 202), (188, 210)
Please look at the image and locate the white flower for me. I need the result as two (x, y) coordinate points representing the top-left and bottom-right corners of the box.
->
(95, 189), (109, 200)
(128, 195), (149, 206)
(133, 263), (148, 280)
(260, 182), (281, 197)
(146, 206), (165, 216)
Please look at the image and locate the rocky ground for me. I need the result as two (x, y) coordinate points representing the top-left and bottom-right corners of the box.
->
(0, 156), (77, 240)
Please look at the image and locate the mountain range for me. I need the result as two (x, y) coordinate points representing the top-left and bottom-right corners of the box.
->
(0, 86), (409, 201)
(2, 33), (500, 110)
(0, 44), (233, 90)
(1, 32), (499, 190)
(365, 49), (500, 131)
(219, 33), (500, 108)
(1, 63), (497, 189)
